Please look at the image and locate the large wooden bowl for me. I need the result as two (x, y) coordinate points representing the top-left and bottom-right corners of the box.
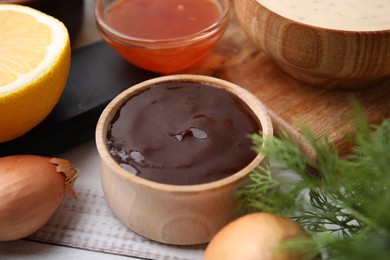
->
(234, 0), (390, 90)
(95, 75), (273, 245)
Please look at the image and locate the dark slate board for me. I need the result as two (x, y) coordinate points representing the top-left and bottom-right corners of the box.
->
(0, 41), (158, 156)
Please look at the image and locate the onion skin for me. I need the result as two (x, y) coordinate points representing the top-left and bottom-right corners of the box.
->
(0, 155), (78, 241)
(204, 212), (308, 260)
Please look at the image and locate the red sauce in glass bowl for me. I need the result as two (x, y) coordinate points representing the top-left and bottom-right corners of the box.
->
(96, 0), (229, 73)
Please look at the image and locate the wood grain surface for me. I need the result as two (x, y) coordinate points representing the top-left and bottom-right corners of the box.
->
(234, 0), (390, 90)
(184, 4), (390, 156)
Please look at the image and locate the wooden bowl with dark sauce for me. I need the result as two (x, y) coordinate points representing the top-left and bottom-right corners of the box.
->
(95, 74), (273, 245)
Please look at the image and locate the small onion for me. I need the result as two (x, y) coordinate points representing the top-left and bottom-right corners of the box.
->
(204, 212), (308, 260)
(0, 155), (78, 241)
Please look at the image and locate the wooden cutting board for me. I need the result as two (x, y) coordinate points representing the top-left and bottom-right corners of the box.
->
(184, 7), (390, 156)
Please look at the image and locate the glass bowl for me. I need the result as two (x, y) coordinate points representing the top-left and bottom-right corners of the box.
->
(95, 0), (230, 74)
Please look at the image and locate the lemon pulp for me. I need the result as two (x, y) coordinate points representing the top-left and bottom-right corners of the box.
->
(0, 4), (70, 142)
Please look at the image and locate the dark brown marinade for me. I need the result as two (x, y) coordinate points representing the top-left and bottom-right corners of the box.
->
(106, 81), (261, 185)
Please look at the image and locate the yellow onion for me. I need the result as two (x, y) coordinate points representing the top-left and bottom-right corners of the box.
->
(0, 155), (78, 241)
(204, 212), (308, 260)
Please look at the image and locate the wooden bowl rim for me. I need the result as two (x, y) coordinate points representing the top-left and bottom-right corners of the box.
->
(96, 74), (273, 193)
(240, 0), (390, 33)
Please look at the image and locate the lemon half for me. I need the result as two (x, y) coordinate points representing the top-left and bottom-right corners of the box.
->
(0, 4), (70, 142)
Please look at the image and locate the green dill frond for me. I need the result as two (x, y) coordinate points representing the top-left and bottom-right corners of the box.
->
(238, 104), (390, 259)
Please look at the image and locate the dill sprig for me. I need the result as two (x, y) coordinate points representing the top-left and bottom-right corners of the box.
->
(237, 109), (390, 259)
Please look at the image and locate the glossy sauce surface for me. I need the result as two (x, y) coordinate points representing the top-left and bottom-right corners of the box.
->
(102, 0), (225, 73)
(258, 0), (390, 31)
(105, 0), (220, 40)
(107, 82), (260, 185)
